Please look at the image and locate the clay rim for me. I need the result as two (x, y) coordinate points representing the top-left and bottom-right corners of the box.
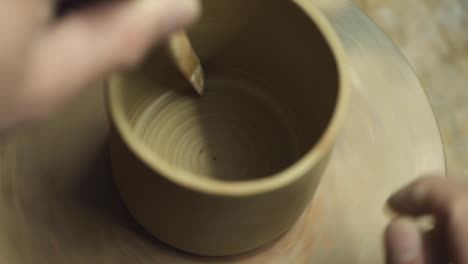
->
(107, 0), (351, 197)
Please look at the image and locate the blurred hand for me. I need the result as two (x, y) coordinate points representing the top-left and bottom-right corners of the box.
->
(385, 176), (468, 264)
(0, 0), (200, 130)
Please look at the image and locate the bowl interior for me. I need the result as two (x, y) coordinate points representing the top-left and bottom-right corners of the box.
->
(110, 0), (339, 182)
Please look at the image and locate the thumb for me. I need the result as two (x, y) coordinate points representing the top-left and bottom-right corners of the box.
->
(385, 218), (426, 264)
(21, 0), (200, 118)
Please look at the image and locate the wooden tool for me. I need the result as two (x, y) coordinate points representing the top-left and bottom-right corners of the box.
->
(168, 32), (205, 95)
(56, 1), (205, 95)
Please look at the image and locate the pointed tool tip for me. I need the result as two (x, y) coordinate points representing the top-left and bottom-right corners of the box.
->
(190, 64), (205, 96)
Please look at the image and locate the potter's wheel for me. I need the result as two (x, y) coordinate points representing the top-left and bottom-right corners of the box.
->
(0, 1), (445, 263)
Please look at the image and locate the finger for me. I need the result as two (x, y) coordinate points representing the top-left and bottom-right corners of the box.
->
(21, 0), (200, 118)
(385, 218), (426, 264)
(56, 0), (106, 16)
(422, 226), (450, 264)
(388, 176), (465, 216)
(389, 176), (468, 263)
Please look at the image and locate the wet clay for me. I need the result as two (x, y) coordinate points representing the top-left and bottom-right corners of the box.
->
(133, 73), (300, 181)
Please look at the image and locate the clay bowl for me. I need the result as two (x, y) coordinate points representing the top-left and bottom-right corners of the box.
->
(107, 0), (349, 257)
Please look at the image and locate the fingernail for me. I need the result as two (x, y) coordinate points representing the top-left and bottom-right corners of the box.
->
(386, 218), (422, 263)
(170, 0), (201, 29)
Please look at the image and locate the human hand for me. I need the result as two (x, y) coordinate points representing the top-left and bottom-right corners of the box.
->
(0, 0), (200, 131)
(385, 176), (468, 263)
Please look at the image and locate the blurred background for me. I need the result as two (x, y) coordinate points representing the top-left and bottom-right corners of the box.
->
(355, 0), (468, 179)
